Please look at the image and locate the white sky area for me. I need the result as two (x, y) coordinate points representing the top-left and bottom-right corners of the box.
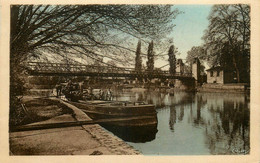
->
(155, 5), (212, 69)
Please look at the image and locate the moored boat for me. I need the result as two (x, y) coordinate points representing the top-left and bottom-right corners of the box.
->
(68, 100), (158, 142)
(68, 100), (158, 127)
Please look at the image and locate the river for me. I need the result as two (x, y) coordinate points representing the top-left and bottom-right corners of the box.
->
(103, 89), (250, 155)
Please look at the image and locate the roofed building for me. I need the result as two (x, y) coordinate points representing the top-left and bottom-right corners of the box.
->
(206, 66), (236, 84)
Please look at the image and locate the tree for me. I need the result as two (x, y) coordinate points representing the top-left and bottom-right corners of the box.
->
(186, 46), (207, 75)
(146, 41), (154, 72)
(135, 40), (142, 72)
(10, 5), (181, 124)
(203, 4), (250, 83)
(186, 46), (206, 64)
(10, 5), (180, 94)
(11, 5), (179, 65)
(168, 45), (176, 74)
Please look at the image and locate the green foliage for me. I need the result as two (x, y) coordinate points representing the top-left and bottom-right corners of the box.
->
(9, 96), (26, 126)
(146, 41), (154, 72)
(168, 45), (176, 74)
(135, 40), (142, 72)
(186, 46), (206, 64)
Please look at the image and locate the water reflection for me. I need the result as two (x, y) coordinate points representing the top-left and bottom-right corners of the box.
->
(203, 93), (250, 154)
(101, 124), (158, 143)
(169, 106), (176, 132)
(111, 90), (250, 155)
(178, 106), (184, 122)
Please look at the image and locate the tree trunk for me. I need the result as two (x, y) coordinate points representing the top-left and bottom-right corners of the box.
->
(232, 54), (240, 83)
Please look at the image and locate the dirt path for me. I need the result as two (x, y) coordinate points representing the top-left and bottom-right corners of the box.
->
(9, 97), (140, 155)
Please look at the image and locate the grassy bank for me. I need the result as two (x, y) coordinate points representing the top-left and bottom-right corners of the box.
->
(9, 97), (73, 127)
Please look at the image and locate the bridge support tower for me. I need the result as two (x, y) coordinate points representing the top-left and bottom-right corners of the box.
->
(192, 58), (201, 87)
(176, 59), (184, 75)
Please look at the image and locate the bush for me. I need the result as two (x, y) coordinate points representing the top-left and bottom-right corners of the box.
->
(9, 96), (27, 126)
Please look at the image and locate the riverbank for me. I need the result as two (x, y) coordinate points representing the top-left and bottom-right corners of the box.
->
(197, 83), (250, 93)
(9, 97), (140, 155)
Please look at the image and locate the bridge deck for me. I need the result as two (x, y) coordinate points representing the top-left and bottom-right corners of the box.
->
(26, 62), (194, 80)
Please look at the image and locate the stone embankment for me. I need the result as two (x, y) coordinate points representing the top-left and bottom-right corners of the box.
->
(59, 100), (140, 155)
(9, 97), (140, 155)
(197, 83), (250, 93)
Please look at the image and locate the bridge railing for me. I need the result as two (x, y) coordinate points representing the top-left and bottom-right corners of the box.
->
(26, 62), (192, 77)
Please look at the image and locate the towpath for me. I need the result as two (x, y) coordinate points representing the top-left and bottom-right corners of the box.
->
(9, 98), (140, 155)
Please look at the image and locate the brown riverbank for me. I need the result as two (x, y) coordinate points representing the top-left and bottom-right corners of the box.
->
(9, 97), (140, 155)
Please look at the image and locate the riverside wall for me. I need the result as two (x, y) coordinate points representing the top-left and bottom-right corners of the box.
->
(197, 83), (250, 93)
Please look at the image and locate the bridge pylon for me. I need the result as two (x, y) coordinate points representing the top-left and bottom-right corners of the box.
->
(192, 58), (201, 86)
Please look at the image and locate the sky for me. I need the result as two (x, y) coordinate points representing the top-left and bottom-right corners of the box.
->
(155, 5), (212, 68)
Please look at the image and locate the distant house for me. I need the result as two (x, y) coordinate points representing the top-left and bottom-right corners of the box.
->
(206, 66), (236, 84)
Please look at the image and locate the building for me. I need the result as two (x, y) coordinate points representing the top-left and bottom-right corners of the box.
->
(206, 66), (236, 84)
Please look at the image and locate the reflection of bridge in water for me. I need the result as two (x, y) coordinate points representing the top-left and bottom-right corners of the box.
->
(26, 62), (194, 80)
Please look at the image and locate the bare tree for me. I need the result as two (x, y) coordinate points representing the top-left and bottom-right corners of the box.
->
(11, 5), (180, 65)
(10, 5), (181, 124)
(10, 5), (180, 94)
(203, 4), (250, 82)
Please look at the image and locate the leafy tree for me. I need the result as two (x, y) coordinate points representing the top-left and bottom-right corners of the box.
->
(168, 45), (176, 74)
(146, 41), (154, 72)
(135, 40), (142, 72)
(186, 46), (206, 64)
(203, 4), (250, 83)
(186, 46), (207, 75)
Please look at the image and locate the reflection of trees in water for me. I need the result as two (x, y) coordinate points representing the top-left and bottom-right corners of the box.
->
(169, 106), (176, 132)
(185, 93), (249, 154)
(204, 96), (250, 154)
(149, 91), (194, 109)
(113, 90), (250, 154)
(193, 94), (207, 126)
(126, 91), (195, 110)
(114, 90), (194, 108)
(145, 91), (167, 109)
(113, 90), (249, 154)
(178, 106), (184, 122)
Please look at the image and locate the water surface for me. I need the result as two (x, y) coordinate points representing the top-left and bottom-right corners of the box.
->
(105, 90), (250, 155)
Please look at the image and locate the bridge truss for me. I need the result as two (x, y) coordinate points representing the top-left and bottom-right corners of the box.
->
(26, 62), (194, 80)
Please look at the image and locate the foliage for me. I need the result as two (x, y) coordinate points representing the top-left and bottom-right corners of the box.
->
(9, 96), (26, 126)
(11, 5), (180, 65)
(168, 45), (176, 74)
(135, 40), (142, 72)
(146, 41), (154, 72)
(186, 46), (207, 75)
(186, 46), (206, 64)
(10, 5), (180, 98)
(10, 4), (180, 92)
(203, 4), (250, 83)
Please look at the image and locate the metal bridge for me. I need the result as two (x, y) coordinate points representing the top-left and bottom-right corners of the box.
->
(26, 62), (194, 80)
